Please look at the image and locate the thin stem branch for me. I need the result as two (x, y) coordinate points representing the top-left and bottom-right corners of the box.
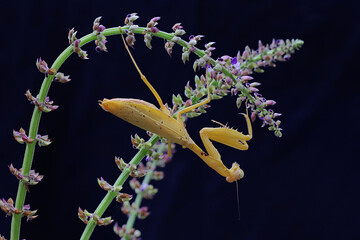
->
(80, 135), (160, 240)
(124, 157), (159, 240)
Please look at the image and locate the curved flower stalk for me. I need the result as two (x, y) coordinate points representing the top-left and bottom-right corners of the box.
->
(3, 13), (303, 240)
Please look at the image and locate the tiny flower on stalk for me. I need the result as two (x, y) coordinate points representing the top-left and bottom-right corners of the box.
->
(73, 39), (89, 59)
(137, 206), (150, 219)
(78, 208), (113, 226)
(113, 223), (141, 239)
(25, 90), (59, 112)
(164, 40), (175, 56)
(22, 204), (38, 222)
(54, 72), (71, 83)
(68, 28), (76, 44)
(0, 198), (37, 221)
(93, 17), (108, 52)
(97, 177), (123, 192)
(36, 134), (51, 147)
(116, 193), (133, 204)
(125, 13), (139, 25)
(142, 185), (158, 200)
(151, 171), (164, 181)
(35, 57), (49, 74)
(172, 23), (186, 36)
(120, 201), (133, 215)
(129, 178), (141, 190)
(146, 16), (160, 33)
(8, 164), (44, 192)
(93, 16), (105, 32)
(115, 157), (127, 171)
(13, 128), (33, 144)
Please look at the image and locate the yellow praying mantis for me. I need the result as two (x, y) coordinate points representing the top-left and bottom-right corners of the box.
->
(99, 29), (252, 183)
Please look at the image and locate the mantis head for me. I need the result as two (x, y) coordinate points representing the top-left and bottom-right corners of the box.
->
(226, 162), (244, 183)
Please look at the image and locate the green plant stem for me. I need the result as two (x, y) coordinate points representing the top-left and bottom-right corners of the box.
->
(124, 157), (159, 240)
(80, 135), (159, 240)
(9, 25), (224, 240)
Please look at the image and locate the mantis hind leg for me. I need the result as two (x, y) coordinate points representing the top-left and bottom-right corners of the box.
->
(120, 27), (172, 155)
(119, 27), (168, 114)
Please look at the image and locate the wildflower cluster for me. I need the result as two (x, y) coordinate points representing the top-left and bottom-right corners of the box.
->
(113, 223), (141, 240)
(25, 90), (58, 113)
(92, 17), (108, 52)
(78, 208), (113, 226)
(8, 164), (43, 192)
(143, 17), (161, 49)
(121, 13), (303, 137)
(123, 13), (140, 47)
(68, 28), (88, 59)
(36, 57), (55, 76)
(164, 23), (186, 55)
(174, 38), (303, 136)
(0, 198), (37, 221)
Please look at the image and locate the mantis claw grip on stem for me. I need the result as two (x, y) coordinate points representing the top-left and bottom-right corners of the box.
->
(99, 28), (252, 183)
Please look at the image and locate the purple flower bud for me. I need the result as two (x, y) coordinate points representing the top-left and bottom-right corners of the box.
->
(242, 49), (249, 59)
(126, 34), (136, 48)
(265, 100), (276, 106)
(240, 69), (251, 76)
(185, 99), (192, 107)
(240, 76), (253, 81)
(127, 13), (139, 23)
(164, 41), (175, 56)
(258, 40), (264, 53)
(250, 82), (260, 87)
(283, 54), (291, 61)
(78, 50), (89, 60)
(174, 29), (186, 36)
(97, 25), (105, 32)
(231, 57), (237, 65)
(264, 115), (272, 124)
(251, 111), (257, 122)
(254, 99), (262, 106)
(220, 55), (231, 61)
(140, 183), (148, 192)
(138, 206), (150, 219)
(205, 42), (215, 49)
(54, 72), (71, 83)
(189, 38), (197, 46)
(151, 27), (159, 33)
(150, 16), (161, 22)
(74, 39), (81, 49)
(68, 28), (75, 44)
(172, 23), (183, 31)
(225, 77), (232, 85)
(36, 58), (49, 74)
(194, 35), (204, 41)
(93, 16), (102, 31)
(249, 87), (259, 93)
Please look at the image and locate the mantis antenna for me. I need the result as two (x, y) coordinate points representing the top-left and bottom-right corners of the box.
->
(235, 180), (241, 220)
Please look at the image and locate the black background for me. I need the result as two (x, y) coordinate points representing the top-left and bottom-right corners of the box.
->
(0, 0), (359, 239)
